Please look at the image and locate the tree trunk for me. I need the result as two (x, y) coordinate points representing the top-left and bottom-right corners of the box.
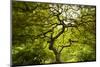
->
(49, 40), (61, 63)
(55, 53), (61, 63)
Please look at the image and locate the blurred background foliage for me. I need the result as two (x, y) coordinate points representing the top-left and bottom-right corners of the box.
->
(12, 1), (96, 66)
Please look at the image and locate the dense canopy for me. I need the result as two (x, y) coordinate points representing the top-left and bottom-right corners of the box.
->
(12, 1), (96, 66)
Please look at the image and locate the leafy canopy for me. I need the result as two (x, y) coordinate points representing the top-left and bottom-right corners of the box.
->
(12, 1), (96, 65)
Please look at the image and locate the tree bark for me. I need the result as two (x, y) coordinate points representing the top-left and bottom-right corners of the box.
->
(49, 40), (61, 63)
(55, 53), (61, 63)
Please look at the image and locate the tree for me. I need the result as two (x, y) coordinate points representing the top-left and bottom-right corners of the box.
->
(12, 1), (96, 66)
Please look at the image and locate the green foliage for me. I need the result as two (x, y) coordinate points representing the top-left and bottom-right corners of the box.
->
(12, 1), (96, 66)
(61, 43), (96, 62)
(12, 46), (47, 65)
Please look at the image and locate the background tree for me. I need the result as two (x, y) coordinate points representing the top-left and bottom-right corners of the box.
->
(12, 1), (96, 66)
